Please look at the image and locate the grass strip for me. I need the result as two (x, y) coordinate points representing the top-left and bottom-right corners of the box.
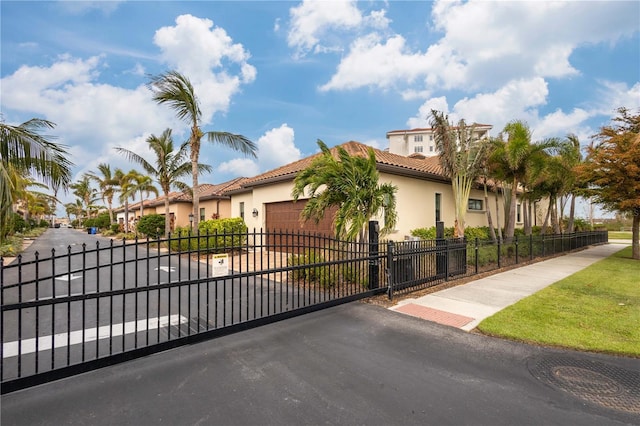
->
(477, 246), (640, 357)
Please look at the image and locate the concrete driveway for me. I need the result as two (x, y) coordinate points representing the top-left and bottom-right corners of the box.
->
(2, 302), (638, 425)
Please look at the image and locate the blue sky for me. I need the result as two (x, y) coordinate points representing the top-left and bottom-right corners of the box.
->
(2, 1), (639, 216)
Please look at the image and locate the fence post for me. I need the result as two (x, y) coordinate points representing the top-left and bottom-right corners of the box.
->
(387, 241), (395, 300)
(474, 237), (479, 275)
(436, 221), (446, 279)
(497, 238), (502, 269)
(529, 234), (533, 261)
(515, 234), (519, 264)
(368, 221), (379, 290)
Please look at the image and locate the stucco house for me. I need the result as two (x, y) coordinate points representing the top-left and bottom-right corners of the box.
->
(114, 177), (246, 231)
(387, 124), (492, 157)
(226, 141), (521, 240)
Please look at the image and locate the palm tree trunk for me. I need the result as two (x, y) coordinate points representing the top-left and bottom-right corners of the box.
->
(124, 200), (130, 232)
(567, 194), (576, 233)
(505, 179), (517, 241)
(191, 134), (200, 234)
(164, 194), (171, 237)
(139, 189), (144, 219)
(552, 198), (560, 234)
(541, 201), (551, 235)
(484, 180), (497, 242)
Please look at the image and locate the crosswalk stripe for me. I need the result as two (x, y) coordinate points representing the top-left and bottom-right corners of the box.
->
(2, 314), (188, 358)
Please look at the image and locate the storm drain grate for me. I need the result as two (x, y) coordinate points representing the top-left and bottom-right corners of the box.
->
(528, 355), (640, 414)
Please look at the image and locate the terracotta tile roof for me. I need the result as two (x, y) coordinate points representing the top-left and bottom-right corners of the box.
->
(115, 177), (247, 211)
(238, 141), (446, 189)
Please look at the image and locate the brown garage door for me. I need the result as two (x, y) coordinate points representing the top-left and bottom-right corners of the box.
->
(265, 200), (337, 251)
(265, 200), (337, 234)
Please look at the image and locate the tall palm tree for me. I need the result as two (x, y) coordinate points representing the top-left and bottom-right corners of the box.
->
(558, 134), (583, 233)
(292, 140), (397, 242)
(148, 71), (257, 231)
(70, 175), (98, 225)
(114, 169), (139, 233)
(115, 128), (209, 236)
(430, 110), (487, 238)
(65, 200), (84, 226)
(0, 118), (72, 241)
(130, 173), (159, 219)
(488, 121), (556, 240)
(86, 163), (118, 225)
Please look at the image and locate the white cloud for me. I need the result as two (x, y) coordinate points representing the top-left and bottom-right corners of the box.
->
(533, 108), (591, 141)
(286, 0), (389, 59)
(216, 124), (301, 178)
(217, 158), (260, 178)
(320, 1), (639, 95)
(153, 14), (256, 123)
(256, 124), (301, 170)
(406, 97), (450, 129)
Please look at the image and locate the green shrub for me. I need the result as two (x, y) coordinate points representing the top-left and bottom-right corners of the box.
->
(287, 250), (336, 287)
(12, 214), (26, 233)
(168, 218), (248, 253)
(110, 223), (120, 233)
(136, 214), (165, 239)
(39, 219), (50, 228)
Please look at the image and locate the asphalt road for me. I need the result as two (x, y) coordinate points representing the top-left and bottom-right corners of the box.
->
(2, 302), (638, 426)
(2, 228), (307, 380)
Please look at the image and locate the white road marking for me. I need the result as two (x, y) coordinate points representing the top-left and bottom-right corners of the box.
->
(2, 314), (188, 358)
(55, 274), (82, 281)
(155, 266), (176, 273)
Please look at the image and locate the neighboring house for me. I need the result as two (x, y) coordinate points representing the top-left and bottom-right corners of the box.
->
(114, 177), (246, 231)
(387, 124), (492, 157)
(226, 141), (522, 240)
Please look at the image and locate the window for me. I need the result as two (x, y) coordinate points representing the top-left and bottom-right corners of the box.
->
(429, 146), (434, 152)
(435, 193), (441, 223)
(414, 145), (424, 153)
(414, 135), (423, 142)
(429, 135), (433, 141)
(468, 199), (483, 211)
(239, 202), (245, 219)
(200, 208), (205, 221)
(517, 203), (522, 223)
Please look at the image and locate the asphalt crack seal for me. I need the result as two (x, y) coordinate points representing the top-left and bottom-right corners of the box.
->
(528, 355), (640, 414)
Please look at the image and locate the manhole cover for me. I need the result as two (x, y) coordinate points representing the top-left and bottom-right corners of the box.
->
(529, 356), (640, 414)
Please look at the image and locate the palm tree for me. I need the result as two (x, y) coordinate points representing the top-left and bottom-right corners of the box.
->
(86, 163), (118, 225)
(0, 118), (72, 241)
(130, 173), (159, 220)
(115, 128), (209, 236)
(559, 134), (583, 233)
(292, 140), (397, 242)
(430, 110), (488, 238)
(65, 200), (84, 226)
(148, 71), (257, 231)
(70, 175), (98, 226)
(114, 169), (138, 233)
(488, 121), (556, 240)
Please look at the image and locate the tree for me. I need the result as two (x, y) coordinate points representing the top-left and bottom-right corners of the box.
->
(70, 175), (98, 226)
(131, 174), (159, 219)
(148, 71), (257, 232)
(578, 107), (640, 259)
(0, 118), (72, 241)
(86, 163), (118, 225)
(488, 121), (556, 240)
(115, 128), (209, 236)
(430, 110), (487, 238)
(114, 168), (139, 233)
(292, 140), (397, 242)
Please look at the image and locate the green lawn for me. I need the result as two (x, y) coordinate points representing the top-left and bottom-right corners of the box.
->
(477, 246), (640, 357)
(608, 231), (632, 240)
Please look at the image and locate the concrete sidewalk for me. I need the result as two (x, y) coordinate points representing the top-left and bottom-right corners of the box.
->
(391, 241), (631, 331)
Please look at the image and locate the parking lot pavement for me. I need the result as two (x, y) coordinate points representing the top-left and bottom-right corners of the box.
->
(2, 303), (638, 425)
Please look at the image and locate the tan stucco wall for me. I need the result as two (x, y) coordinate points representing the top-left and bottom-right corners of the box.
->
(198, 199), (232, 221)
(229, 176), (521, 241)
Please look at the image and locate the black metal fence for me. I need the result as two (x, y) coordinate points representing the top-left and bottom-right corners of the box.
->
(386, 230), (609, 299)
(1, 226), (607, 393)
